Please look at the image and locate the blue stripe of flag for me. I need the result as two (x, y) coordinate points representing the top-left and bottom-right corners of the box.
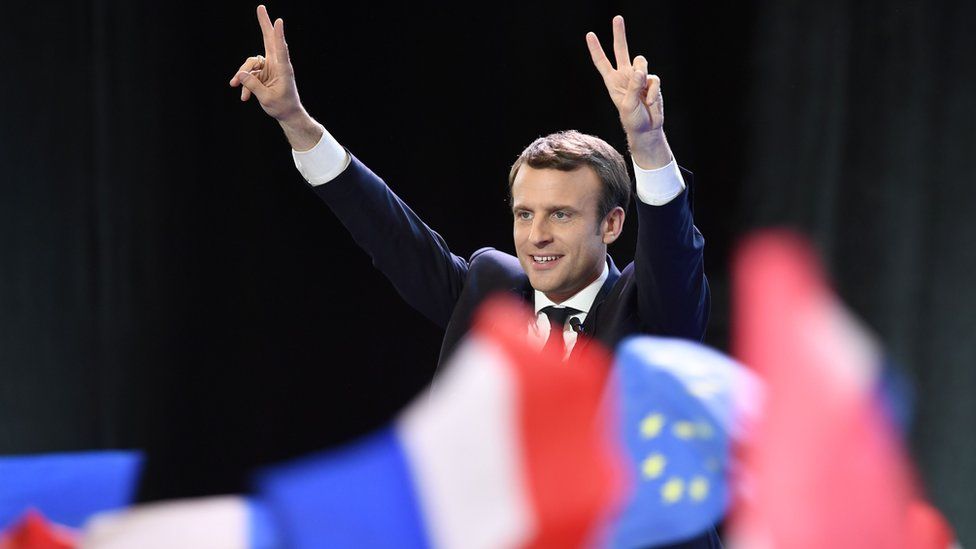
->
(253, 427), (429, 549)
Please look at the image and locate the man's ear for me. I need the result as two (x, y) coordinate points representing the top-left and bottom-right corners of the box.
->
(601, 206), (626, 244)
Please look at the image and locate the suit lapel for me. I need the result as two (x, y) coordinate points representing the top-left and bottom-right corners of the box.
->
(510, 276), (533, 305)
(571, 256), (621, 359)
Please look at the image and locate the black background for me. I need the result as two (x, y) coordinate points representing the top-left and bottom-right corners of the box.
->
(2, 0), (973, 543)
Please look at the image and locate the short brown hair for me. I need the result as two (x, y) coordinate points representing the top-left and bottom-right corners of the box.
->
(508, 130), (632, 221)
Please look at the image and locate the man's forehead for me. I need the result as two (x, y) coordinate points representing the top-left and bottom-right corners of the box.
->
(514, 163), (598, 182)
(511, 165), (601, 205)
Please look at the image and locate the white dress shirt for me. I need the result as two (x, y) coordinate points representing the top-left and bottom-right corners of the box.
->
(529, 262), (610, 359)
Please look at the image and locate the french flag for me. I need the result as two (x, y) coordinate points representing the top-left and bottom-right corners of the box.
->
(252, 296), (625, 548)
(80, 296), (627, 548)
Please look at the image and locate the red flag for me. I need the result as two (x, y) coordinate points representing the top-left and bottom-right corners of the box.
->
(906, 500), (957, 549)
(730, 231), (932, 548)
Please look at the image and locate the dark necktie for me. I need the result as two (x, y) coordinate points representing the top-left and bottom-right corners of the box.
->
(540, 306), (581, 356)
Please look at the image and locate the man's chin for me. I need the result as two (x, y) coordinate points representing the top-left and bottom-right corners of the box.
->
(526, 273), (561, 295)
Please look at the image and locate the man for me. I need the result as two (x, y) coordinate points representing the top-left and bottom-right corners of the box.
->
(231, 6), (718, 547)
(229, 6), (709, 371)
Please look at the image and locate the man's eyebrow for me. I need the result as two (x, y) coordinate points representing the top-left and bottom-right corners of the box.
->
(511, 204), (581, 213)
(548, 205), (579, 213)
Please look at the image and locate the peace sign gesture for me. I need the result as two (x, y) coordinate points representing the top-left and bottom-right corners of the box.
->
(229, 5), (303, 124)
(586, 16), (671, 168)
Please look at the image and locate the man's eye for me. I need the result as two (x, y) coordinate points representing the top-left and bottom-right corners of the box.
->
(517, 211), (532, 220)
(552, 211), (570, 220)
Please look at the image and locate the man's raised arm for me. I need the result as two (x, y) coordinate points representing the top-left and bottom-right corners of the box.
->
(586, 16), (709, 340)
(226, 6), (469, 329)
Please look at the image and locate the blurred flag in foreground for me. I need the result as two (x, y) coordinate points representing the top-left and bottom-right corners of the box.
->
(730, 231), (957, 549)
(608, 336), (760, 548)
(253, 295), (625, 549)
(79, 296), (627, 548)
(0, 451), (142, 533)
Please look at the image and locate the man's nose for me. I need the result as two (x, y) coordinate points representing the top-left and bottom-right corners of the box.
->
(529, 218), (553, 247)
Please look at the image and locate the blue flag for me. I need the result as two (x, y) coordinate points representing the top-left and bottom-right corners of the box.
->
(253, 428), (427, 549)
(609, 336), (758, 548)
(0, 450), (143, 530)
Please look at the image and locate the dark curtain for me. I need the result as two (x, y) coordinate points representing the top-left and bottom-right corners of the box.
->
(2, 0), (972, 543)
(742, 0), (976, 541)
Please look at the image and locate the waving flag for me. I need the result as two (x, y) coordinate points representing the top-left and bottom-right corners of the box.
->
(0, 451), (142, 533)
(608, 336), (759, 548)
(80, 296), (627, 548)
(256, 295), (625, 549)
(729, 231), (957, 549)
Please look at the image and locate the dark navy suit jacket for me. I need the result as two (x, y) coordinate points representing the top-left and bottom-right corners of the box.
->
(312, 153), (720, 548)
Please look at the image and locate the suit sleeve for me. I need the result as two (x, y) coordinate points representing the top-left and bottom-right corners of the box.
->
(310, 153), (468, 329)
(633, 167), (710, 340)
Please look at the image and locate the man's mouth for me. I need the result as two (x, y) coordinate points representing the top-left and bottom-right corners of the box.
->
(530, 254), (564, 267)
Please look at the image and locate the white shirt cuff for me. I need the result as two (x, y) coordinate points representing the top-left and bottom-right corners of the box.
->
(633, 157), (686, 206)
(291, 129), (351, 186)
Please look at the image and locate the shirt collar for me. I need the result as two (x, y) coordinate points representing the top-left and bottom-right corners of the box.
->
(533, 261), (610, 315)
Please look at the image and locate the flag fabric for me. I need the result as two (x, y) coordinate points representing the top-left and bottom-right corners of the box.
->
(256, 295), (625, 549)
(0, 510), (77, 549)
(905, 500), (958, 549)
(729, 230), (956, 548)
(79, 296), (627, 548)
(0, 451), (142, 532)
(608, 336), (760, 548)
(80, 496), (257, 549)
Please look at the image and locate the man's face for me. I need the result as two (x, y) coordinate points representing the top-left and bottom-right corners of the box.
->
(511, 165), (623, 303)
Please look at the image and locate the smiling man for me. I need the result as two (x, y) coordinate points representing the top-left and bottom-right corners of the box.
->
(230, 7), (716, 546)
(230, 6), (709, 368)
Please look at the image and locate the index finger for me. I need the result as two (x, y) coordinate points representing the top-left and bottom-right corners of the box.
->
(586, 32), (613, 78)
(257, 5), (276, 58)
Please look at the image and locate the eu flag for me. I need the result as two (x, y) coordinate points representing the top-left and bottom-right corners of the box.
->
(609, 336), (758, 548)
